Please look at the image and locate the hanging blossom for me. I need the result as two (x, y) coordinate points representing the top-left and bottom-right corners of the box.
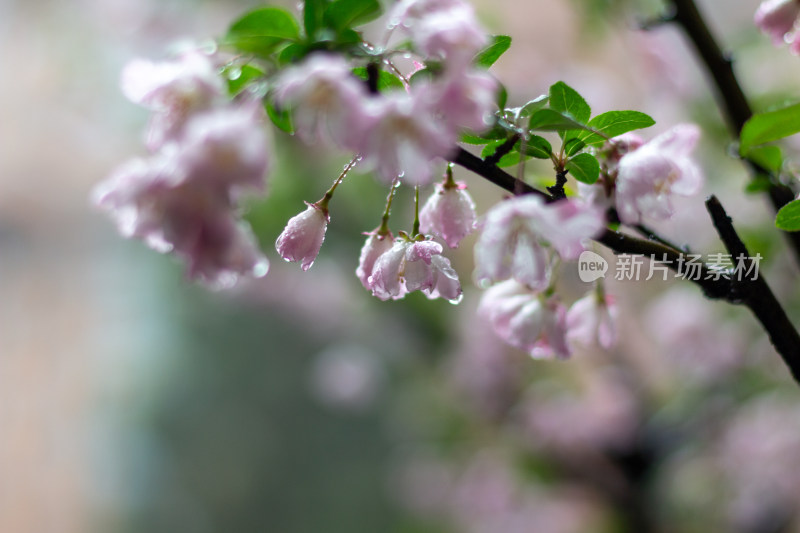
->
(613, 124), (703, 225)
(272, 54), (373, 149)
(121, 50), (225, 150)
(368, 238), (462, 302)
(565, 291), (618, 350)
(478, 279), (570, 360)
(755, 0), (800, 52)
(419, 176), (477, 248)
(356, 229), (395, 290)
(95, 52), (271, 288)
(474, 195), (605, 290)
(275, 202), (329, 271)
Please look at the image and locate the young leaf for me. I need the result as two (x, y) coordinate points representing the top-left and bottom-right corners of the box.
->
(265, 100), (294, 133)
(776, 198), (800, 231)
(548, 81), (591, 124)
(578, 110), (656, 146)
(740, 102), (800, 154)
(324, 0), (383, 31)
(521, 135), (553, 159)
(563, 137), (586, 157)
(746, 145), (782, 173)
(528, 109), (590, 133)
(304, 0), (328, 39)
(474, 35), (512, 68)
(565, 153), (600, 184)
(352, 67), (405, 91)
(227, 7), (301, 56)
(518, 95), (549, 118)
(225, 64), (265, 95)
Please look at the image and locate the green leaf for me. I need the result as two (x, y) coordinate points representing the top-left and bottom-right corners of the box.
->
(496, 83), (508, 111)
(225, 64), (265, 95)
(565, 153), (600, 184)
(548, 81), (591, 124)
(776, 199), (800, 231)
(278, 42), (309, 64)
(474, 35), (512, 68)
(745, 175), (773, 194)
(746, 145), (783, 173)
(352, 67), (404, 91)
(528, 109), (590, 133)
(740, 102), (800, 154)
(578, 110), (656, 146)
(227, 7), (301, 56)
(563, 137), (586, 157)
(324, 0), (383, 31)
(409, 68), (433, 86)
(518, 95), (549, 118)
(480, 139), (528, 167)
(521, 135), (552, 159)
(265, 100), (294, 133)
(460, 121), (507, 144)
(304, 0), (328, 39)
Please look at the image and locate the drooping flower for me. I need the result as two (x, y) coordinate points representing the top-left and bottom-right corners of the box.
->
(755, 0), (800, 50)
(431, 68), (497, 134)
(565, 292), (618, 350)
(474, 195), (605, 289)
(275, 203), (329, 271)
(356, 230), (395, 290)
(478, 279), (570, 359)
(121, 51), (224, 149)
(357, 89), (457, 185)
(614, 124), (703, 225)
(93, 151), (268, 288)
(419, 179), (477, 248)
(368, 239), (462, 302)
(273, 54), (373, 149)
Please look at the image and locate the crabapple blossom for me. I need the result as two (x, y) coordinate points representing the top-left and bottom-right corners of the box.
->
(614, 124), (703, 225)
(419, 180), (477, 248)
(755, 0), (800, 51)
(474, 195), (604, 289)
(272, 54), (373, 149)
(565, 292), (617, 350)
(93, 151), (268, 287)
(478, 279), (570, 360)
(121, 51), (224, 149)
(275, 203), (329, 271)
(356, 230), (395, 290)
(358, 89), (457, 185)
(368, 239), (462, 302)
(432, 68), (498, 133)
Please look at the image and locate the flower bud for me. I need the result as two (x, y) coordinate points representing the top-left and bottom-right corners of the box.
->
(276, 203), (329, 271)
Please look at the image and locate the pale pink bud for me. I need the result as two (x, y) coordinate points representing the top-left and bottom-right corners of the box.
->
(275, 203), (329, 271)
(356, 230), (395, 290)
(615, 123), (703, 225)
(419, 181), (477, 248)
(755, 0), (800, 46)
(566, 292), (617, 350)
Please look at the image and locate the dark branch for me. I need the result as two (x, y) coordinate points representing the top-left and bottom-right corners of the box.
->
(484, 134), (520, 166)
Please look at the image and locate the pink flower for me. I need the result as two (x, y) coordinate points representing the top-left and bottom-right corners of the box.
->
(474, 195), (605, 289)
(565, 292), (617, 350)
(93, 152), (268, 288)
(368, 239), (462, 302)
(273, 54), (372, 149)
(614, 124), (703, 225)
(755, 0), (800, 48)
(411, 4), (488, 64)
(432, 68), (497, 133)
(356, 230), (395, 290)
(275, 203), (329, 271)
(419, 180), (477, 248)
(121, 51), (224, 149)
(175, 105), (270, 194)
(357, 89), (457, 186)
(478, 279), (570, 359)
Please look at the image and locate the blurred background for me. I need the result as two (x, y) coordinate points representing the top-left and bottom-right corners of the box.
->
(3, 0), (800, 532)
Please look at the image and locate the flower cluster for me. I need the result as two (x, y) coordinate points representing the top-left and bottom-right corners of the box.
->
(94, 50), (270, 288)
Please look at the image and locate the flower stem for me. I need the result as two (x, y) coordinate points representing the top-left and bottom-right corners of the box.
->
(317, 155), (361, 211)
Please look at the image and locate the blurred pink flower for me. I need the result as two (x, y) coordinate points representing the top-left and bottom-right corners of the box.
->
(419, 180), (477, 248)
(121, 51), (224, 150)
(566, 292), (617, 350)
(474, 195), (604, 289)
(273, 54), (373, 149)
(478, 279), (570, 359)
(755, 0), (800, 49)
(356, 230), (395, 290)
(275, 203), (329, 271)
(411, 4), (488, 64)
(615, 124), (703, 225)
(368, 239), (462, 302)
(432, 68), (497, 133)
